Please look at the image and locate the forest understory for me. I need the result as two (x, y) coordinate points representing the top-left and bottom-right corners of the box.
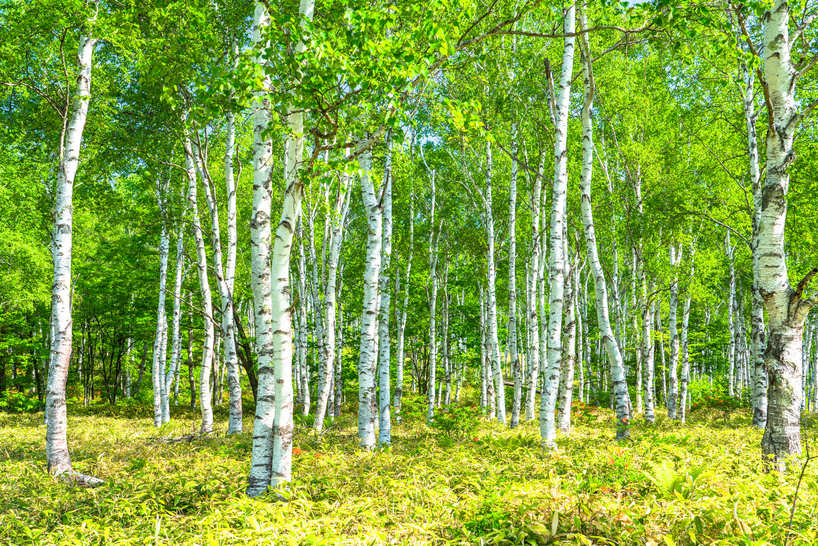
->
(3, 391), (818, 545)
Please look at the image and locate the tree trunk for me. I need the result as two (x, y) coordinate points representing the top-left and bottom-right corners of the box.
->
(44, 26), (102, 487)
(668, 245), (681, 419)
(557, 241), (578, 433)
(541, 2), (575, 447)
(577, 10), (630, 436)
(741, 47), (768, 429)
(759, 0), (816, 468)
(357, 149), (382, 450)
(152, 181), (170, 428)
(377, 143), (393, 445)
(314, 169), (351, 431)
(182, 119), (215, 436)
(246, 2), (277, 498)
(484, 142), (505, 425)
(508, 130), (521, 428)
(679, 243), (696, 423)
(526, 154), (544, 421)
(394, 193), (413, 424)
(223, 89), (242, 433)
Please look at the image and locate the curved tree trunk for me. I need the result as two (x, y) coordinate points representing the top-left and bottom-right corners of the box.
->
(577, 8), (630, 436)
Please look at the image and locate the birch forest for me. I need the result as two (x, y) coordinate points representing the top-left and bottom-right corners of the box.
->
(3, 0), (818, 543)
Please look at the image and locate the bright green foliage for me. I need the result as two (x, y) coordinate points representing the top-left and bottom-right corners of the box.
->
(3, 391), (818, 544)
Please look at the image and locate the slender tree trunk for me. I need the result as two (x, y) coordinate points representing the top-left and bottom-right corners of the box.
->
(152, 181), (170, 428)
(377, 144), (393, 445)
(45, 27), (102, 486)
(442, 265), (452, 406)
(223, 87), (242, 433)
(484, 142), (505, 425)
(357, 149), (382, 449)
(577, 11), (630, 436)
(426, 170), (441, 423)
(334, 261), (345, 417)
(668, 245), (681, 419)
(727, 233), (737, 398)
(541, 2), (575, 447)
(182, 118), (215, 436)
(741, 50), (769, 429)
(641, 276), (656, 424)
(632, 249), (643, 414)
(679, 243), (696, 423)
(508, 130), (521, 428)
(557, 242), (578, 433)
(165, 221), (185, 418)
(314, 170), (351, 431)
(525, 154), (544, 421)
(394, 195), (413, 424)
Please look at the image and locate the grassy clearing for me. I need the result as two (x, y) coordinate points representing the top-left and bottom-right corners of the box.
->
(2, 394), (817, 544)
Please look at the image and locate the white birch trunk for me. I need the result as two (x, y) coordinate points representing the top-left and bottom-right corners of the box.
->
(742, 53), (769, 429)
(314, 170), (351, 431)
(678, 243), (696, 424)
(377, 143), (393, 445)
(526, 153), (545, 421)
(223, 92), (242, 433)
(394, 195), (413, 424)
(577, 11), (631, 435)
(182, 123), (215, 436)
(641, 276), (656, 423)
(45, 28), (102, 486)
(557, 243), (577, 433)
(541, 1), (575, 447)
(508, 131), (520, 428)
(152, 181), (170, 428)
(357, 150), (382, 449)
(759, 0), (817, 466)
(668, 245), (681, 419)
(727, 233), (737, 398)
(164, 220), (185, 419)
(247, 2), (276, 497)
(485, 142), (505, 425)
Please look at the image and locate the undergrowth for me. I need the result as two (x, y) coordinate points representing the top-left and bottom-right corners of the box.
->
(1, 393), (817, 544)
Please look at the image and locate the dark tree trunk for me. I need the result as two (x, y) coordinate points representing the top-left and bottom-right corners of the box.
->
(133, 341), (148, 395)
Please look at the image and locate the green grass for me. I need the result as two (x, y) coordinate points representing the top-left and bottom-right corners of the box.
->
(2, 394), (818, 544)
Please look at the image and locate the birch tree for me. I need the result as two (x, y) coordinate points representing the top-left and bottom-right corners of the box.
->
(541, 0), (575, 448)
(182, 119), (214, 436)
(757, 0), (818, 467)
(377, 142), (394, 445)
(246, 2), (276, 497)
(44, 17), (103, 486)
(357, 149), (382, 450)
(577, 4), (630, 437)
(151, 179), (170, 428)
(393, 193), (413, 424)
(508, 132), (520, 428)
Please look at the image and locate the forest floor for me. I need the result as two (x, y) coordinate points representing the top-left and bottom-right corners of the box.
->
(2, 394), (818, 545)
